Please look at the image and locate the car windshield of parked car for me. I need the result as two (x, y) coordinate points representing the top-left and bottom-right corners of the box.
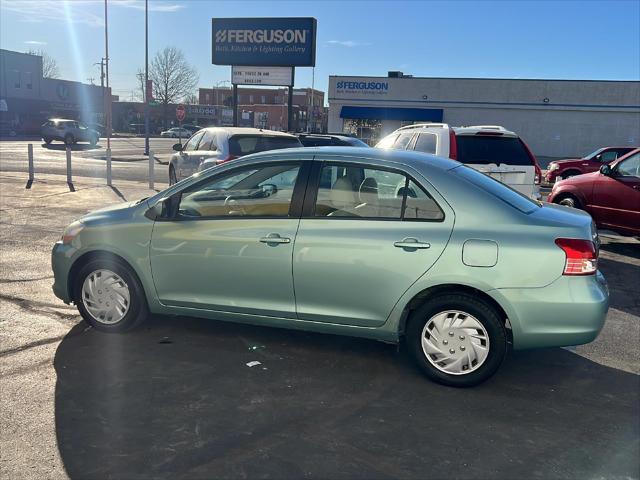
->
(228, 135), (301, 156)
(453, 165), (540, 213)
(456, 136), (532, 166)
(345, 137), (370, 147)
(583, 147), (605, 160)
(375, 134), (399, 149)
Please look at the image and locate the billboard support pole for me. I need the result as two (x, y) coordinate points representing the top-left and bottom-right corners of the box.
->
(287, 67), (295, 132)
(232, 84), (238, 127)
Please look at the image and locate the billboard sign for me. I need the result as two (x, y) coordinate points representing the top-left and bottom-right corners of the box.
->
(232, 66), (293, 86)
(212, 17), (317, 66)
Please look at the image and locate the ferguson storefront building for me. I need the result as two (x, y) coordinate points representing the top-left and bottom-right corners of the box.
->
(328, 73), (640, 157)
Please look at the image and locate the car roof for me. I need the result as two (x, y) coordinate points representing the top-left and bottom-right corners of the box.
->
(392, 123), (519, 138)
(203, 127), (297, 138)
(242, 146), (461, 172)
(612, 147), (640, 164)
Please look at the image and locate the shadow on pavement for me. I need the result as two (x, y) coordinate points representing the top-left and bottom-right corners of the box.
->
(598, 256), (640, 316)
(600, 241), (640, 260)
(42, 143), (102, 152)
(54, 315), (640, 479)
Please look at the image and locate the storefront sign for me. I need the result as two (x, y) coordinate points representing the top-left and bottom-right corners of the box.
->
(212, 17), (317, 66)
(232, 66), (293, 86)
(335, 80), (389, 96)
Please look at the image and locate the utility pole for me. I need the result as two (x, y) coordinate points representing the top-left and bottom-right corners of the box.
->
(144, 0), (150, 156)
(104, 0), (111, 151)
(95, 59), (106, 128)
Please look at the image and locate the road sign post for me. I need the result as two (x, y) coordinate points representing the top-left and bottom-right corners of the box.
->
(26, 144), (34, 189)
(148, 150), (154, 191)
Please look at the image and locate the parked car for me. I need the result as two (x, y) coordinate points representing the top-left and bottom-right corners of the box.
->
(545, 146), (636, 184)
(168, 127), (302, 184)
(41, 119), (99, 146)
(52, 147), (608, 387)
(376, 124), (542, 200)
(548, 148), (640, 236)
(297, 133), (369, 147)
(182, 124), (203, 134)
(160, 127), (192, 139)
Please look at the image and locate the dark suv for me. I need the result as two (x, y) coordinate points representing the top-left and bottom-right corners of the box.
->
(297, 133), (369, 148)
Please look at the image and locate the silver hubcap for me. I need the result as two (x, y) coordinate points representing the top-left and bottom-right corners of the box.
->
(81, 269), (130, 324)
(559, 198), (575, 207)
(421, 310), (490, 375)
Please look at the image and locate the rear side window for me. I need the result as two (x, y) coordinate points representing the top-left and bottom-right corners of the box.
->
(453, 166), (539, 214)
(229, 135), (301, 156)
(376, 134), (399, 149)
(456, 135), (533, 166)
(413, 133), (437, 154)
(197, 130), (216, 151)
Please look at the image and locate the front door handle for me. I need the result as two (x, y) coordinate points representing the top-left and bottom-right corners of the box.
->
(394, 237), (431, 249)
(259, 233), (291, 244)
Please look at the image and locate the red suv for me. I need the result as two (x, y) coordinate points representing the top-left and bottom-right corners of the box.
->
(544, 146), (636, 184)
(548, 148), (640, 236)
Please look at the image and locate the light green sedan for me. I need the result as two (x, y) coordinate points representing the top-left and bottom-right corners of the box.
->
(51, 147), (609, 386)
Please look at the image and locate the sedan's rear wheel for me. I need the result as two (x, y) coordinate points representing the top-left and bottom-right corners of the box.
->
(555, 194), (581, 209)
(407, 293), (507, 387)
(74, 257), (148, 332)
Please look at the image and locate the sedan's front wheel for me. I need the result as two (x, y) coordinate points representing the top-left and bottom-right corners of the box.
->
(407, 293), (507, 387)
(74, 257), (148, 333)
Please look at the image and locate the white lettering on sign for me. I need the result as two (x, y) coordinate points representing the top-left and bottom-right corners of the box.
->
(216, 29), (308, 44)
(232, 66), (293, 86)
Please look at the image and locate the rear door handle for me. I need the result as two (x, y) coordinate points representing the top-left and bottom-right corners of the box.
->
(259, 233), (291, 244)
(394, 237), (431, 249)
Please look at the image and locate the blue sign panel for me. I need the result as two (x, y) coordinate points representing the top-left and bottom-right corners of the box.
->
(212, 17), (317, 67)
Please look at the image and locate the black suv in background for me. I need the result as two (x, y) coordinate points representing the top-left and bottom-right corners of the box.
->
(297, 133), (369, 148)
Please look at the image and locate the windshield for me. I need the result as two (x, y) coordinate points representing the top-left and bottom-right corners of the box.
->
(453, 165), (540, 213)
(228, 135), (302, 156)
(583, 148), (605, 160)
(456, 135), (533, 166)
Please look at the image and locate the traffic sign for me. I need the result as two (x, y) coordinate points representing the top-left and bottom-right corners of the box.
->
(176, 104), (186, 122)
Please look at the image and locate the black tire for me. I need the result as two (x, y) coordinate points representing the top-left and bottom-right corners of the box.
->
(406, 293), (507, 387)
(64, 134), (75, 146)
(554, 194), (581, 209)
(73, 256), (149, 333)
(169, 165), (178, 185)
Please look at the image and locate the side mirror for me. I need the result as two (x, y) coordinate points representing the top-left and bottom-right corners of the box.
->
(173, 143), (183, 152)
(145, 195), (179, 220)
(594, 154), (601, 162)
(599, 164), (612, 176)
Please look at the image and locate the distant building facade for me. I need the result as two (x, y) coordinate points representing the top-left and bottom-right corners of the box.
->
(0, 49), (108, 136)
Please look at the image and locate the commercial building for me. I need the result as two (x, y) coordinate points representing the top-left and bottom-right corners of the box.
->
(198, 86), (326, 132)
(0, 49), (108, 136)
(328, 72), (640, 156)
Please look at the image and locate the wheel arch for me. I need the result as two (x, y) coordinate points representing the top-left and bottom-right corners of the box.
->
(67, 250), (148, 307)
(560, 168), (582, 178)
(398, 283), (512, 343)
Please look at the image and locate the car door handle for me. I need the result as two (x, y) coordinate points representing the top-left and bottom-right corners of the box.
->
(394, 238), (431, 249)
(259, 233), (291, 244)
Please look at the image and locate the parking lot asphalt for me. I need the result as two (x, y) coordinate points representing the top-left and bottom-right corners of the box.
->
(0, 172), (638, 479)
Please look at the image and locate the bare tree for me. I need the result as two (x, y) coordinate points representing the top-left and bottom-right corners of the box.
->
(148, 47), (198, 125)
(184, 93), (198, 105)
(26, 49), (59, 78)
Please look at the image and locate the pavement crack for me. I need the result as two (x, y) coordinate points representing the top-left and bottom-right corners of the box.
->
(0, 335), (67, 358)
(0, 293), (79, 324)
(0, 275), (54, 284)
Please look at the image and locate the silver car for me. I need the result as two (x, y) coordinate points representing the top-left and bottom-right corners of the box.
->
(41, 118), (99, 146)
(168, 127), (302, 185)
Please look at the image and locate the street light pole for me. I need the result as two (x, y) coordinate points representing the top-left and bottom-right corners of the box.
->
(144, 0), (150, 156)
(104, 0), (111, 151)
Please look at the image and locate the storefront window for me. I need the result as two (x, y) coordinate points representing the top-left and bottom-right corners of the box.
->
(343, 119), (382, 146)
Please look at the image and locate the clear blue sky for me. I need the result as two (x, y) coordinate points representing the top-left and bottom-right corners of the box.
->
(1, 0), (639, 104)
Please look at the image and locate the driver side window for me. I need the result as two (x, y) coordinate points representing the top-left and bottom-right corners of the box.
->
(615, 153), (639, 177)
(177, 163), (302, 218)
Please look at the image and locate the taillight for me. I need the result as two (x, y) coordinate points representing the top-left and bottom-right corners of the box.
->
(449, 130), (457, 160)
(555, 238), (598, 275)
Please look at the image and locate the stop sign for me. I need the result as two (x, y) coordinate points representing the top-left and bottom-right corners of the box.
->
(176, 104), (186, 122)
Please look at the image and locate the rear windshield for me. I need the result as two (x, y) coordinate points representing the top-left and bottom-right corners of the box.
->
(229, 135), (301, 156)
(456, 135), (533, 166)
(453, 165), (540, 214)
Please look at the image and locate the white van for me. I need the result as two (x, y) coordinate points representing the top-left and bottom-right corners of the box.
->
(376, 124), (542, 199)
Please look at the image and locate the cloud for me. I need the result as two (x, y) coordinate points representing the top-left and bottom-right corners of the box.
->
(112, 0), (185, 12)
(1, 0), (104, 27)
(24, 40), (48, 45)
(326, 40), (372, 48)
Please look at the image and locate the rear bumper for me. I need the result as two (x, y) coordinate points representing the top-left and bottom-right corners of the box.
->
(489, 271), (609, 350)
